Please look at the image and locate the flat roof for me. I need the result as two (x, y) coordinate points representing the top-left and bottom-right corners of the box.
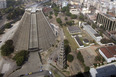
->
(75, 35), (83, 46)
(96, 65), (116, 77)
(100, 45), (116, 58)
(68, 26), (81, 33)
(104, 13), (116, 21)
(84, 24), (98, 34)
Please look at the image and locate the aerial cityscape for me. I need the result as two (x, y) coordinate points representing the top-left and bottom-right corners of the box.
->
(0, 0), (116, 77)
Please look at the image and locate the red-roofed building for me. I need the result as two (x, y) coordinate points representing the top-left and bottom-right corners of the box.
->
(99, 46), (116, 63)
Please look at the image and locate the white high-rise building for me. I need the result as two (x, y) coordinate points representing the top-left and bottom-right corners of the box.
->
(0, 0), (6, 9)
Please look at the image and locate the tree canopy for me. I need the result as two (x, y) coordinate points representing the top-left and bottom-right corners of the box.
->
(77, 51), (84, 63)
(4, 23), (12, 28)
(67, 54), (74, 62)
(7, 7), (24, 20)
(66, 21), (74, 26)
(13, 50), (28, 66)
(56, 18), (62, 24)
(71, 14), (77, 19)
(1, 40), (14, 56)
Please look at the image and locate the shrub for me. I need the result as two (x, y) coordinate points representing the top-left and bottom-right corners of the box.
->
(66, 21), (74, 26)
(4, 23), (12, 29)
(65, 17), (68, 20)
(49, 15), (52, 19)
(56, 18), (62, 24)
(95, 56), (102, 62)
(67, 54), (74, 62)
(84, 66), (90, 72)
(93, 63), (97, 67)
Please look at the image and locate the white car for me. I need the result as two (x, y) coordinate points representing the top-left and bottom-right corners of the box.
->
(40, 69), (43, 72)
(49, 71), (52, 74)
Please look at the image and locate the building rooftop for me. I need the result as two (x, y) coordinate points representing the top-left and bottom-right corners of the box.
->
(96, 65), (116, 77)
(90, 64), (116, 77)
(75, 35), (83, 46)
(83, 23), (98, 35)
(68, 26), (81, 34)
(100, 45), (116, 58)
(104, 13), (116, 21)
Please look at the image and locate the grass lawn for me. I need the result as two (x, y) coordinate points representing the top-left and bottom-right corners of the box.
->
(63, 26), (79, 51)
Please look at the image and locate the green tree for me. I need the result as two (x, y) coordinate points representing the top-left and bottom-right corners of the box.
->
(71, 14), (77, 19)
(4, 6), (14, 13)
(54, 12), (58, 17)
(16, 56), (24, 66)
(1, 40), (14, 56)
(13, 50), (28, 66)
(65, 17), (68, 20)
(95, 56), (101, 62)
(7, 7), (24, 20)
(65, 11), (71, 16)
(61, 6), (69, 13)
(4, 23), (12, 28)
(51, 3), (57, 8)
(66, 21), (74, 26)
(50, 11), (53, 15)
(56, 18), (62, 24)
(77, 51), (84, 63)
(67, 54), (74, 62)
(49, 15), (52, 19)
(79, 14), (84, 21)
(64, 39), (71, 55)
(84, 66), (90, 72)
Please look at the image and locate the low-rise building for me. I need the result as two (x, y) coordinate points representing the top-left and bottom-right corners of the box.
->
(90, 64), (116, 77)
(81, 8), (91, 14)
(82, 23), (102, 42)
(68, 26), (81, 34)
(99, 45), (116, 63)
(70, 8), (80, 15)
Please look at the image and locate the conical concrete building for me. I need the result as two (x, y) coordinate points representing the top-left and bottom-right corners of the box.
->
(12, 8), (56, 52)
